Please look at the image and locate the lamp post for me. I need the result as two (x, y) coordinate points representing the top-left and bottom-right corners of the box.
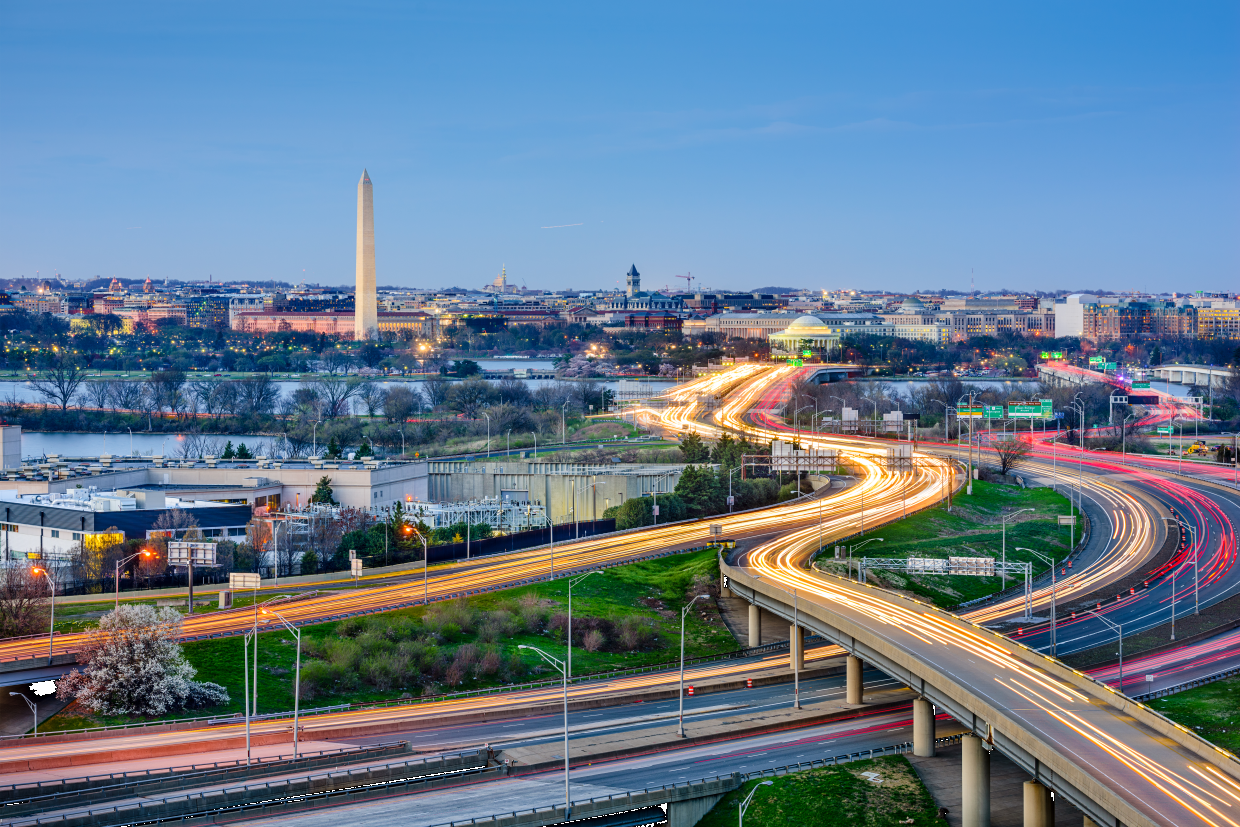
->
(410, 527), (429, 604)
(727, 467), (740, 512)
(1017, 547), (1056, 655)
(506, 429), (511, 455)
(566, 571), (601, 681)
(482, 411), (490, 457)
(678, 594), (709, 736)
(518, 645), (571, 818)
(530, 430), (537, 458)
(1180, 522), (1200, 615)
(930, 400), (950, 442)
(31, 567), (54, 664)
(739, 780), (774, 827)
(561, 401), (568, 444)
(260, 607), (302, 757)
(8, 692), (36, 735)
(849, 537), (883, 583)
(1084, 609), (1124, 693)
(398, 427), (405, 457)
(754, 575), (802, 709)
(114, 550), (152, 610)
(999, 509), (1034, 590)
(311, 420), (321, 457)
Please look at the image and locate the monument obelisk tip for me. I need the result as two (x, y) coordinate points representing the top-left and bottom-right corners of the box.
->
(355, 170), (378, 340)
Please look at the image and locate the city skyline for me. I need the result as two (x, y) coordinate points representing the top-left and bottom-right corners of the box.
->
(2, 3), (1237, 293)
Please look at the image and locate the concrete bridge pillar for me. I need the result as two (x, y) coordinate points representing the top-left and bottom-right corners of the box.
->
(790, 625), (804, 672)
(1022, 779), (1053, 827)
(846, 655), (864, 704)
(913, 698), (935, 757)
(747, 603), (762, 647)
(962, 734), (991, 827)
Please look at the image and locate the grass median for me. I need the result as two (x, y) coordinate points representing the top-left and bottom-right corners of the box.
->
(43, 548), (739, 731)
(813, 480), (1075, 609)
(696, 756), (941, 827)
(1147, 677), (1240, 756)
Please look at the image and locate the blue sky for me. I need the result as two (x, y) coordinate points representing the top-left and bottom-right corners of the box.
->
(1, 2), (1236, 294)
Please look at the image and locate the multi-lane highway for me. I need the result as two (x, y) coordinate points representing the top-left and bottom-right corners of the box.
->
(7, 362), (1240, 827)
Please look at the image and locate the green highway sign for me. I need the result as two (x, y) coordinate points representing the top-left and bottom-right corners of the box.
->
(1052, 351), (1064, 359)
(1132, 381), (1150, 389)
(1104, 362), (1118, 370)
(1008, 399), (1055, 419)
(790, 359), (803, 367)
(1040, 351), (1050, 359)
(802, 350), (812, 357)
(958, 406), (984, 418)
(1089, 356), (1104, 364)
(984, 405), (1004, 419)
(1156, 426), (1172, 435)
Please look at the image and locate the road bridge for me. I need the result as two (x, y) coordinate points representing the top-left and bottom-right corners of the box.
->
(1153, 364), (1233, 389)
(724, 554), (1240, 827)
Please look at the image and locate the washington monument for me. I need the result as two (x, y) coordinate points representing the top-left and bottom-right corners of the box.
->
(355, 169), (378, 339)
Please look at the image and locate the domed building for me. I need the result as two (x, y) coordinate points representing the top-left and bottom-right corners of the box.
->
(768, 314), (841, 358)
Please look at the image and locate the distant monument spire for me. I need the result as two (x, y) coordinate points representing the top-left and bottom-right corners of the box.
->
(355, 169), (378, 340)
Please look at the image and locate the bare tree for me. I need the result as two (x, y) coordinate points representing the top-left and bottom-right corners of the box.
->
(993, 437), (1032, 475)
(30, 356), (88, 411)
(150, 370), (189, 418)
(110, 380), (147, 413)
(0, 565), (51, 637)
(422, 375), (452, 409)
(82, 380), (114, 411)
(355, 382), (387, 417)
(319, 349), (358, 375)
(235, 375), (280, 417)
(309, 375), (362, 418)
(383, 385), (421, 422)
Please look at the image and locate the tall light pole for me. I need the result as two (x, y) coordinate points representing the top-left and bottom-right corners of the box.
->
(312, 420), (321, 457)
(566, 571), (601, 680)
(260, 607), (302, 757)
(410, 527), (429, 604)
(518, 645), (571, 818)
(755, 575), (802, 709)
(561, 401), (568, 444)
(114, 550), (151, 610)
(482, 411), (490, 457)
(739, 780), (774, 827)
(530, 430), (538, 458)
(31, 567), (54, 664)
(8, 692), (36, 735)
(728, 467), (740, 512)
(930, 399), (950, 442)
(1180, 522), (1200, 615)
(999, 509), (1034, 589)
(1017, 547), (1056, 655)
(678, 594), (709, 736)
(1085, 609), (1123, 693)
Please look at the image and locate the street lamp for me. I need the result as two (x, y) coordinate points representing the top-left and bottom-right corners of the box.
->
(566, 571), (601, 680)
(8, 692), (36, 735)
(739, 780), (774, 827)
(530, 431), (538, 458)
(260, 607), (302, 757)
(1084, 609), (1124, 693)
(999, 509), (1034, 589)
(727, 467), (740, 512)
(678, 594), (709, 736)
(518, 645), (571, 818)
(311, 420), (321, 458)
(410, 526), (429, 605)
(1180, 522), (1200, 615)
(754, 575), (802, 709)
(482, 411), (491, 458)
(1017, 547), (1057, 656)
(849, 537), (883, 583)
(31, 567), (54, 664)
(114, 550), (152, 610)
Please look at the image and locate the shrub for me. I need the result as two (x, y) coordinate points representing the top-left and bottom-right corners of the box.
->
(583, 630), (606, 652)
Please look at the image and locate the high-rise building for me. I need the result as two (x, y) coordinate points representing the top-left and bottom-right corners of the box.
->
(355, 169), (378, 340)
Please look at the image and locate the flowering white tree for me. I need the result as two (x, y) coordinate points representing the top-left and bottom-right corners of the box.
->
(56, 605), (228, 716)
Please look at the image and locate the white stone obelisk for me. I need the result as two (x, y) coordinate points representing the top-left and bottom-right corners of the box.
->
(355, 169), (378, 340)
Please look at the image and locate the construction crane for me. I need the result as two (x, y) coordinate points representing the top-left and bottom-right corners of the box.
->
(675, 272), (694, 292)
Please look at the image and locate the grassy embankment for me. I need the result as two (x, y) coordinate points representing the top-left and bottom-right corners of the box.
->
(1146, 678), (1240, 756)
(813, 480), (1074, 609)
(44, 549), (735, 731)
(696, 756), (941, 827)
